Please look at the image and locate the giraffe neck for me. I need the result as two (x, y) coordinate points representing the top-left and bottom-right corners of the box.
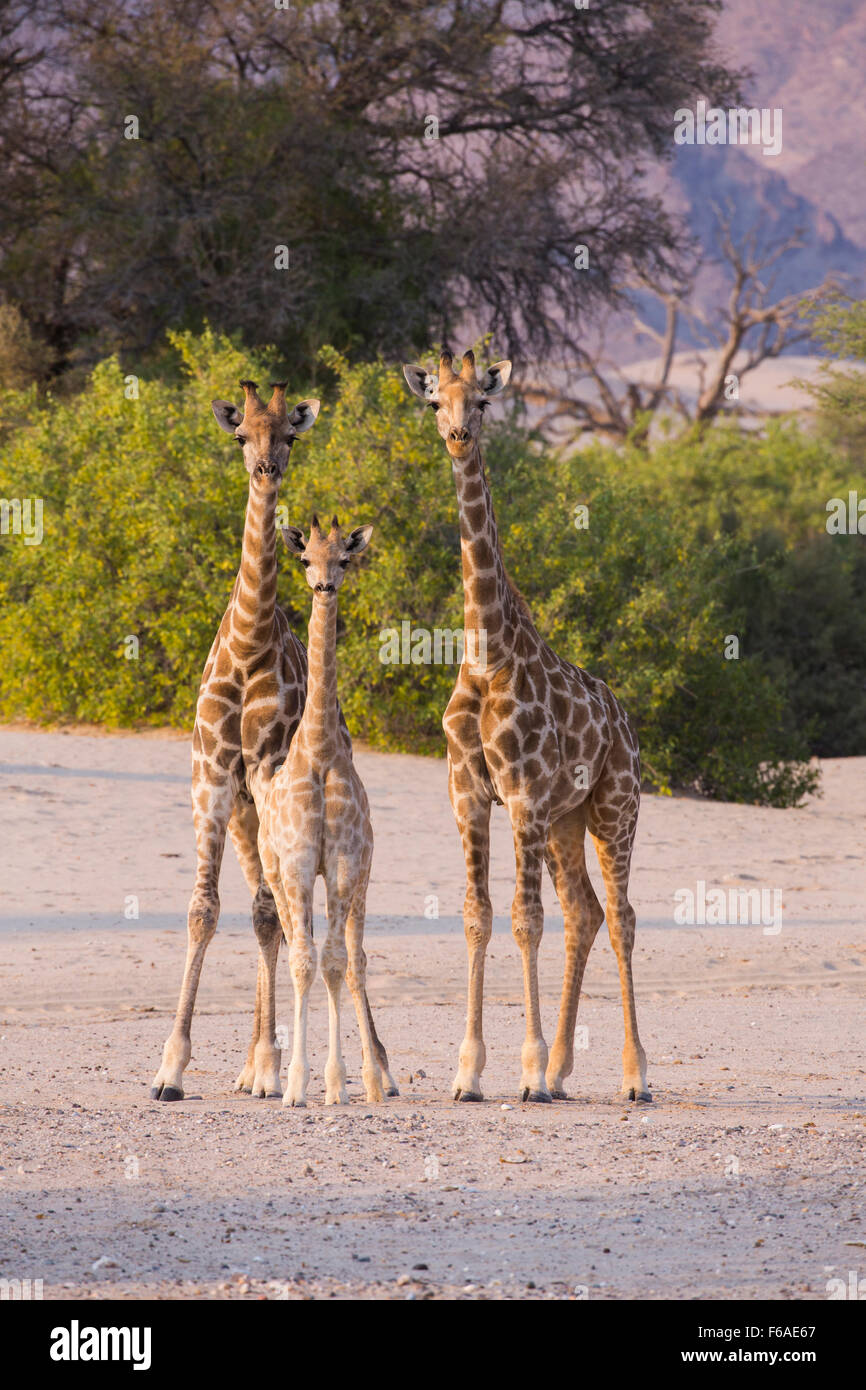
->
(452, 442), (520, 668)
(296, 595), (340, 757)
(228, 478), (279, 657)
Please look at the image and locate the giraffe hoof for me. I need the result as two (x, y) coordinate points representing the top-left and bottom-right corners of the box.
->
(549, 1090), (568, 1101)
(154, 1085), (184, 1103)
(385, 1086), (400, 1098)
(453, 1089), (484, 1103)
(522, 1088), (552, 1104)
(626, 1088), (653, 1103)
(264, 1091), (283, 1100)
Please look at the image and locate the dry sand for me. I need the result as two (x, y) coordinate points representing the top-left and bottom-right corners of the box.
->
(0, 727), (864, 1301)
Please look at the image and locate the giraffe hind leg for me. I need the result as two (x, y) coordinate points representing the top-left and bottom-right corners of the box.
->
(544, 804), (604, 1099)
(228, 799), (283, 1098)
(345, 868), (392, 1102)
(365, 993), (398, 1096)
(586, 759), (649, 1103)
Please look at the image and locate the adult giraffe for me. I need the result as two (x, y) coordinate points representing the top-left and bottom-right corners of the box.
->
(403, 350), (649, 1105)
(151, 380), (396, 1102)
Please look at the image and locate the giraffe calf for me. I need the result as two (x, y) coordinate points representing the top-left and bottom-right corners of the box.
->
(258, 516), (392, 1107)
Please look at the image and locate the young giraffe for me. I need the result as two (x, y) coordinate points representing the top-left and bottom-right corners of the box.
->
(151, 381), (395, 1102)
(258, 516), (386, 1107)
(403, 350), (649, 1105)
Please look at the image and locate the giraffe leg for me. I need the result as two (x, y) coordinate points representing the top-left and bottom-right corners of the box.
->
(237, 953), (264, 1093)
(228, 800), (283, 1097)
(450, 779), (493, 1102)
(345, 871), (386, 1104)
(339, 858), (397, 1097)
(509, 806), (551, 1103)
(281, 857), (318, 1108)
(544, 805), (604, 1099)
(587, 778), (649, 1102)
(151, 783), (233, 1101)
(321, 882), (350, 1107)
(364, 994), (399, 1097)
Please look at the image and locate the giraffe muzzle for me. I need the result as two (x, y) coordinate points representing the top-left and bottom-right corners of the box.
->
(314, 583), (336, 594)
(448, 427), (471, 445)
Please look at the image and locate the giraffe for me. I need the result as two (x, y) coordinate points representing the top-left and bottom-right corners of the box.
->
(150, 380), (395, 1102)
(257, 516), (387, 1107)
(403, 350), (649, 1105)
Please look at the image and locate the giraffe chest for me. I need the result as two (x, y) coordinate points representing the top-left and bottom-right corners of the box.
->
(262, 756), (371, 867)
(193, 624), (307, 799)
(444, 657), (615, 808)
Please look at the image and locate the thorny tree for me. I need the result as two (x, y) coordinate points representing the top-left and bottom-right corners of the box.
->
(0, 0), (741, 379)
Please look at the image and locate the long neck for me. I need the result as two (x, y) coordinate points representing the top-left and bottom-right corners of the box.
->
(228, 478), (278, 656)
(297, 595), (340, 755)
(452, 443), (521, 669)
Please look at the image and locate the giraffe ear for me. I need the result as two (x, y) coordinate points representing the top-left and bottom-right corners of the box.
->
(402, 364), (438, 403)
(280, 526), (306, 554)
(212, 399), (243, 433)
(345, 524), (373, 554)
(479, 361), (512, 397)
(288, 399), (320, 435)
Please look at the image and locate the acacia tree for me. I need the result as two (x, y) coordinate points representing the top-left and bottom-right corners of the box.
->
(524, 207), (835, 442)
(0, 0), (741, 379)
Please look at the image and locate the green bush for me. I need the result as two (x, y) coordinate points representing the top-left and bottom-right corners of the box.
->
(1, 329), (863, 806)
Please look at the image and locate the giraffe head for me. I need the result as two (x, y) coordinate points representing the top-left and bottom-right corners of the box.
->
(281, 515), (373, 598)
(211, 380), (320, 485)
(403, 350), (512, 460)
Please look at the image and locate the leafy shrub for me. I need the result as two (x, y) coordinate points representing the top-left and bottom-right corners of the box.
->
(1, 330), (863, 806)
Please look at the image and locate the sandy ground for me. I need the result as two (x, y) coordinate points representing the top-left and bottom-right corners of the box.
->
(0, 726), (864, 1301)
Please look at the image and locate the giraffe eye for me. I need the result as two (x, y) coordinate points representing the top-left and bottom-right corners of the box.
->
(300, 558), (310, 567)
(478, 400), (488, 412)
(338, 559), (350, 568)
(235, 435), (247, 445)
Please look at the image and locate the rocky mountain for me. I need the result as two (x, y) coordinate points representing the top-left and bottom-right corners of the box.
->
(616, 0), (866, 365)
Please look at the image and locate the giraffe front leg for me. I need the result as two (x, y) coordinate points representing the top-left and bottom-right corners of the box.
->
(227, 801), (283, 1096)
(282, 870), (316, 1109)
(235, 954), (263, 1094)
(345, 870), (389, 1103)
(249, 886), (282, 1098)
(151, 795), (230, 1101)
(544, 807), (604, 1100)
(321, 908), (349, 1106)
(510, 808), (551, 1103)
(450, 787), (493, 1103)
